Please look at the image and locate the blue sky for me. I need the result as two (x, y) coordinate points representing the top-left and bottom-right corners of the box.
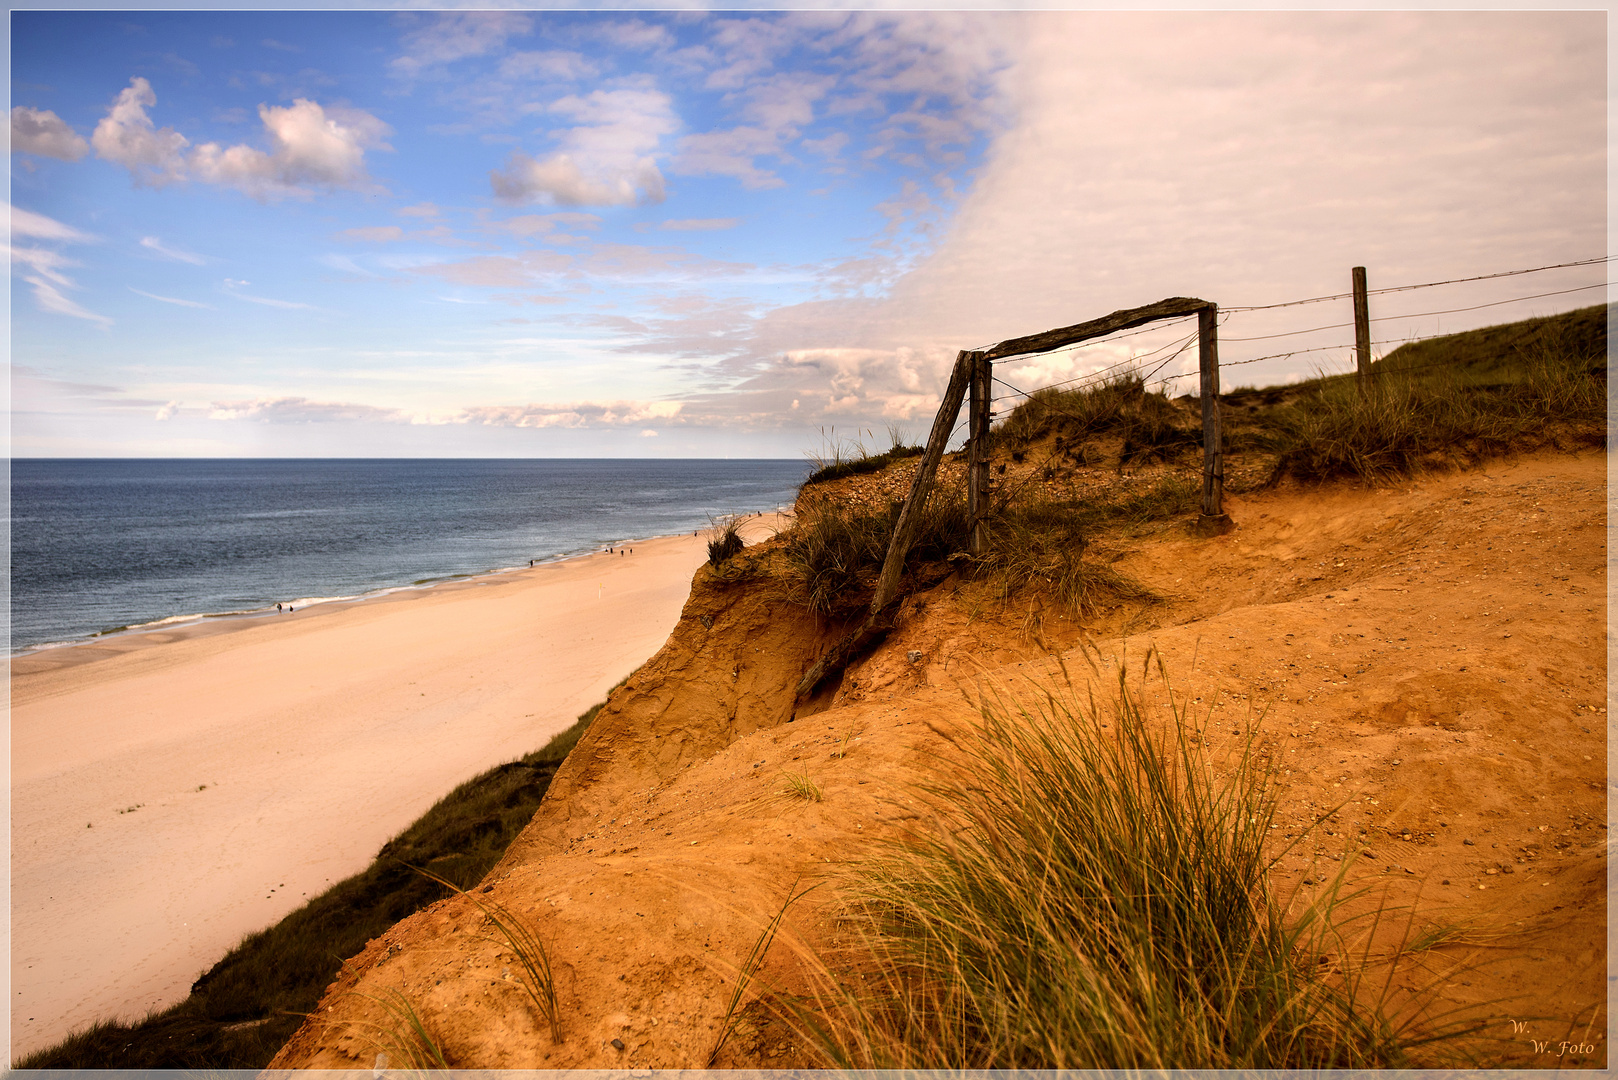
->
(8, 9), (1607, 457)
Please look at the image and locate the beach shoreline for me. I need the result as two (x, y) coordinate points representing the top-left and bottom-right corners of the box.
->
(10, 513), (786, 1057)
(11, 508), (795, 662)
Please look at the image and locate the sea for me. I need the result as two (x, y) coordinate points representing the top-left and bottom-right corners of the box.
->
(9, 458), (809, 653)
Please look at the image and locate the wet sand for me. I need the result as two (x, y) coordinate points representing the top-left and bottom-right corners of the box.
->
(9, 515), (784, 1058)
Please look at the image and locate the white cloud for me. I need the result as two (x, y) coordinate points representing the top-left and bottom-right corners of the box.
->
(11, 205), (96, 242)
(190, 99), (391, 198)
(675, 72), (834, 189)
(398, 202), (440, 219)
(9, 244), (79, 288)
(492, 153), (665, 207)
(660, 218), (741, 231)
(130, 286), (211, 308)
(92, 77), (390, 199)
(338, 225), (405, 243)
(676, 10), (1604, 428)
(392, 12), (533, 78)
(12, 106), (90, 161)
(488, 210), (605, 236)
(499, 50), (598, 83)
(410, 251), (573, 289)
(91, 77), (189, 185)
(140, 236), (207, 264)
(209, 396), (408, 422)
(19, 270), (113, 326)
(640, 429), (659, 436)
(8, 206), (110, 325)
(222, 281), (317, 309)
(491, 83), (675, 207)
(458, 399), (682, 428)
(597, 20), (675, 52)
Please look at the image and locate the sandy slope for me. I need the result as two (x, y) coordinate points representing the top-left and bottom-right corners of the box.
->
(270, 451), (1606, 1071)
(9, 516), (784, 1059)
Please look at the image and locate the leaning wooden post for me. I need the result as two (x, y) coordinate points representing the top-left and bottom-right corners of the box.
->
(871, 350), (977, 614)
(966, 352), (993, 555)
(1352, 265), (1371, 397)
(1197, 302), (1230, 530)
(795, 350), (975, 701)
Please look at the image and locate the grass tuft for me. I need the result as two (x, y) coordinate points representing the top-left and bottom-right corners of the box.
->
(782, 489), (969, 616)
(790, 656), (1477, 1069)
(997, 372), (1198, 460)
(708, 882), (816, 1067)
(804, 425), (925, 486)
(411, 865), (562, 1043)
(345, 986), (452, 1074)
(779, 771), (824, 803)
(706, 515), (746, 565)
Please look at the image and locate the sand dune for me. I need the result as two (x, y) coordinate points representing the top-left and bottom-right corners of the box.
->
(9, 516), (783, 1058)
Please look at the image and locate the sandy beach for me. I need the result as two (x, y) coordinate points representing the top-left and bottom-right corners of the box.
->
(9, 514), (783, 1059)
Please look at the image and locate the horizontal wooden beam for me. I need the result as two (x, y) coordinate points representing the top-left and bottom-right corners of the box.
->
(980, 296), (1211, 362)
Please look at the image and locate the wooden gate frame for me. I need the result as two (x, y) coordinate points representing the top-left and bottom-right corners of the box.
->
(795, 295), (1228, 701)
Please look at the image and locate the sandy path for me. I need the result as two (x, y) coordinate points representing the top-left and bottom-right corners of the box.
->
(9, 515), (783, 1059)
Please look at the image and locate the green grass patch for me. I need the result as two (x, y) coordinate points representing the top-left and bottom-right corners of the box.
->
(997, 372), (1199, 462)
(795, 660), (1477, 1068)
(1375, 303), (1606, 386)
(803, 425), (924, 486)
(14, 695), (610, 1070)
(804, 443), (925, 486)
(1262, 316), (1606, 484)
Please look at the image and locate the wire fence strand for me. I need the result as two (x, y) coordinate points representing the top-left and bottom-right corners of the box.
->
(1223, 255), (1610, 312)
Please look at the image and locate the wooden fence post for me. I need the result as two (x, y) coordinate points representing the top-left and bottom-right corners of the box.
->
(1198, 302), (1229, 528)
(1352, 265), (1371, 397)
(967, 352), (992, 555)
(795, 350), (976, 701)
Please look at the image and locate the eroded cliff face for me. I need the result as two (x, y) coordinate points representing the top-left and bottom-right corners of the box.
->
(270, 452), (1608, 1071)
(504, 555), (842, 861)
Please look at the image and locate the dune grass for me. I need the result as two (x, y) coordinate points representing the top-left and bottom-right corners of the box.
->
(1250, 306), (1606, 484)
(782, 489), (971, 616)
(789, 657), (1476, 1068)
(996, 372), (1200, 463)
(1262, 327), (1606, 485)
(706, 514), (746, 565)
(803, 424), (924, 486)
(13, 695), (610, 1070)
(344, 986), (452, 1074)
(411, 863), (563, 1044)
(990, 305), (1606, 488)
(779, 771), (824, 803)
(782, 471), (1177, 620)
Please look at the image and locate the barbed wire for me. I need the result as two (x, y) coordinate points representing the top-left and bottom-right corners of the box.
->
(1223, 255), (1611, 312)
(919, 255), (1605, 451)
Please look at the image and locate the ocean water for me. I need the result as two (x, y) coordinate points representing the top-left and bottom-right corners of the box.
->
(10, 458), (808, 652)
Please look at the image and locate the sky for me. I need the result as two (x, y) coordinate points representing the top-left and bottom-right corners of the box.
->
(7, 7), (1608, 458)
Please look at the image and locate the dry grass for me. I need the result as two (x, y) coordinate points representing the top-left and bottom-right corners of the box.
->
(779, 771), (824, 803)
(411, 865), (562, 1043)
(782, 489), (970, 616)
(784, 657), (1482, 1069)
(706, 515), (745, 565)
